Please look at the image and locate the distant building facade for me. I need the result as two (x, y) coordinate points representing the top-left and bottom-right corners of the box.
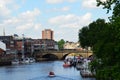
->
(15, 38), (33, 55)
(63, 41), (80, 50)
(42, 29), (53, 40)
(0, 35), (33, 54)
(32, 39), (58, 52)
(0, 32), (58, 55)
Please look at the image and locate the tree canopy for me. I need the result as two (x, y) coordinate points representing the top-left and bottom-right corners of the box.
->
(79, 19), (108, 48)
(78, 0), (120, 79)
(57, 39), (65, 50)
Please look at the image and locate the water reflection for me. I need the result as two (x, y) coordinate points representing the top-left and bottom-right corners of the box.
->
(0, 61), (95, 80)
(30, 76), (75, 80)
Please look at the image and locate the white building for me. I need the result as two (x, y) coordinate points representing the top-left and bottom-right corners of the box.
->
(0, 41), (6, 51)
(0, 41), (6, 54)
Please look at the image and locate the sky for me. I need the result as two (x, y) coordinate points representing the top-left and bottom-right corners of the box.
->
(0, 0), (112, 42)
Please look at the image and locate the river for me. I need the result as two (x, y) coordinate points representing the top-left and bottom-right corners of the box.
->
(0, 61), (95, 80)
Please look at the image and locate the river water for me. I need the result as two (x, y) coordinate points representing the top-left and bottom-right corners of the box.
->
(0, 61), (95, 80)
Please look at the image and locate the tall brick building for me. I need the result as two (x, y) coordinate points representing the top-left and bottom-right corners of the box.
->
(42, 29), (53, 40)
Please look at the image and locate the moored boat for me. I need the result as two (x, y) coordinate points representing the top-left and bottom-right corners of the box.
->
(63, 63), (71, 67)
(19, 58), (30, 64)
(12, 59), (19, 65)
(29, 58), (35, 63)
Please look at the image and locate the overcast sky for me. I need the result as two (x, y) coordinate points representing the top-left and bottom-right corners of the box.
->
(0, 0), (112, 42)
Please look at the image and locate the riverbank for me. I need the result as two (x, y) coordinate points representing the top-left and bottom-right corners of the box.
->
(0, 61), (11, 66)
(0, 54), (13, 66)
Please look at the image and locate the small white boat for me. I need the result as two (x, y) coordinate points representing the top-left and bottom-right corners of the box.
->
(12, 59), (19, 65)
(19, 58), (30, 64)
(24, 58), (30, 63)
(49, 74), (55, 77)
(29, 58), (35, 63)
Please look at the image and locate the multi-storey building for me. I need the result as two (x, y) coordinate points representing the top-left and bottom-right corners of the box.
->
(0, 30), (58, 55)
(32, 39), (58, 52)
(15, 38), (33, 55)
(0, 35), (33, 55)
(42, 29), (54, 40)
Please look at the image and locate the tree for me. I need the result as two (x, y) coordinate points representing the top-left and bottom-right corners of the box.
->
(79, 18), (120, 79)
(57, 39), (65, 50)
(78, 19), (108, 48)
(88, 0), (120, 79)
(96, 0), (119, 13)
(79, 26), (89, 48)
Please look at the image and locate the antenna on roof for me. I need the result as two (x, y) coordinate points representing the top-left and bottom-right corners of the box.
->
(3, 27), (5, 36)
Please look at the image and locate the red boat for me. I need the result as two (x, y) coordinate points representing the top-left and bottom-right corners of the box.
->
(49, 71), (55, 77)
(63, 63), (70, 67)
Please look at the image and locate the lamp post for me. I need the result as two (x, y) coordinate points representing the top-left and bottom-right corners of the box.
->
(22, 34), (25, 59)
(85, 46), (88, 58)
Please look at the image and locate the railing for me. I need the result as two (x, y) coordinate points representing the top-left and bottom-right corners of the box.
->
(34, 49), (92, 54)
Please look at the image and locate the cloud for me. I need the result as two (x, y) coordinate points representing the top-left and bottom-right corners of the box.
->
(22, 0), (26, 4)
(1, 8), (42, 32)
(82, 0), (97, 8)
(16, 23), (33, 31)
(47, 6), (70, 12)
(0, 0), (13, 5)
(0, 0), (13, 19)
(16, 23), (42, 31)
(0, 0), (42, 38)
(34, 24), (42, 30)
(68, 0), (77, 3)
(0, 5), (11, 18)
(61, 6), (70, 11)
(46, 0), (77, 4)
(20, 8), (40, 20)
(46, 0), (63, 4)
(48, 13), (92, 28)
(0, 0), (21, 23)
(49, 14), (76, 24)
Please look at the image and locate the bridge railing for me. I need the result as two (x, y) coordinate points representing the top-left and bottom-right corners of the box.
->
(34, 49), (92, 54)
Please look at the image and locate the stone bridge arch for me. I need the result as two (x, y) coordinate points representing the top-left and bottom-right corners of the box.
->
(62, 52), (84, 60)
(42, 53), (58, 60)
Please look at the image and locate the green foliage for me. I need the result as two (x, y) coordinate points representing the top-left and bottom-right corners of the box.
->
(79, 26), (89, 48)
(96, 0), (118, 13)
(78, 1), (120, 79)
(78, 19), (107, 48)
(57, 39), (65, 50)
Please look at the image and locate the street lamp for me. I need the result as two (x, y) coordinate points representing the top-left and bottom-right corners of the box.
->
(22, 34), (25, 59)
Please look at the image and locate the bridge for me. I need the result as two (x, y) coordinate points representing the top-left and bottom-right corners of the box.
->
(34, 50), (93, 61)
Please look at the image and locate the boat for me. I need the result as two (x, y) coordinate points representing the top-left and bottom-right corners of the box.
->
(12, 59), (19, 65)
(80, 69), (95, 78)
(29, 58), (35, 63)
(19, 57), (35, 64)
(19, 58), (30, 64)
(63, 60), (71, 68)
(48, 71), (55, 77)
(24, 58), (30, 63)
(63, 63), (71, 67)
